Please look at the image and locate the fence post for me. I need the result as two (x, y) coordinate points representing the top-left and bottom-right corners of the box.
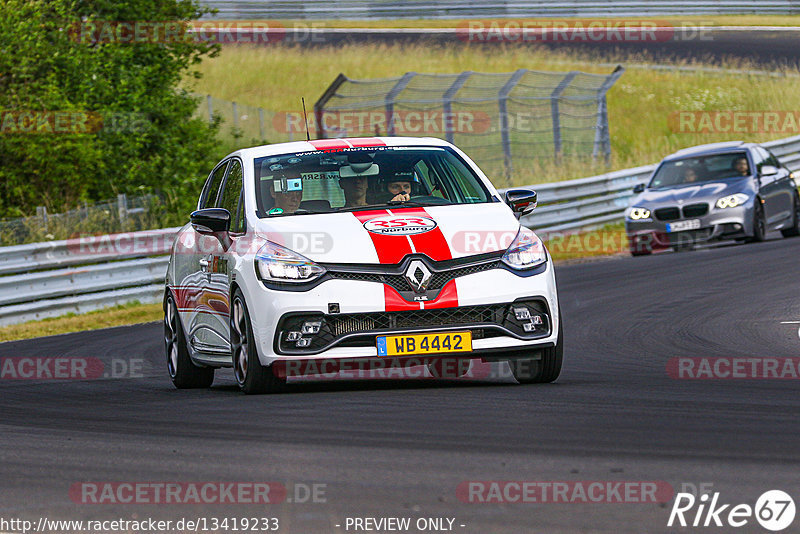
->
(550, 71), (578, 165)
(593, 66), (625, 164)
(442, 71), (473, 145)
(117, 194), (128, 227)
(36, 206), (48, 231)
(258, 108), (265, 139)
(206, 95), (213, 124)
(498, 69), (528, 184)
(385, 72), (417, 136)
(232, 101), (238, 130)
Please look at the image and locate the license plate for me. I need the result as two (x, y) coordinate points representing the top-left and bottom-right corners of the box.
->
(666, 219), (701, 232)
(376, 331), (472, 357)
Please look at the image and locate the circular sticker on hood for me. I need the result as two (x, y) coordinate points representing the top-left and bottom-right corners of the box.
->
(363, 215), (437, 236)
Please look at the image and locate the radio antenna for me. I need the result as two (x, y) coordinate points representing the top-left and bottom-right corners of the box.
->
(301, 97), (311, 141)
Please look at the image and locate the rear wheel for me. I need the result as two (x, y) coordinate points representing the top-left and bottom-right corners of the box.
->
(780, 193), (800, 238)
(509, 313), (564, 384)
(748, 201), (767, 242)
(231, 289), (286, 394)
(165, 295), (214, 389)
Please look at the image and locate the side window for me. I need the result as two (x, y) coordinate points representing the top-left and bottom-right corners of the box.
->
(199, 161), (229, 209)
(752, 148), (769, 173)
(218, 159), (245, 233)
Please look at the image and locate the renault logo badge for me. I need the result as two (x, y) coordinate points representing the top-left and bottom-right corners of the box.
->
(405, 260), (432, 293)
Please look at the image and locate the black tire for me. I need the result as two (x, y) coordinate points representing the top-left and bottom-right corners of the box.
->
(748, 201), (767, 243)
(780, 193), (800, 238)
(509, 313), (564, 384)
(427, 358), (471, 379)
(165, 294), (214, 389)
(231, 289), (286, 394)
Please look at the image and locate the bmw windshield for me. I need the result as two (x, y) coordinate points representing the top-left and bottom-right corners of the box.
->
(648, 151), (751, 190)
(253, 146), (492, 216)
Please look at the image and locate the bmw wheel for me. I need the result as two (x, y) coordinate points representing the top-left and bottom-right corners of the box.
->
(165, 294), (214, 389)
(231, 289), (286, 394)
(780, 193), (800, 238)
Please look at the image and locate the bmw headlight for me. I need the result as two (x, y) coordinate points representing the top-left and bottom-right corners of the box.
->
(716, 193), (749, 209)
(502, 227), (547, 270)
(255, 241), (325, 283)
(627, 207), (651, 220)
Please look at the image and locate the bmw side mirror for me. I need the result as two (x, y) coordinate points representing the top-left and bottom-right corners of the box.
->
(505, 189), (537, 218)
(191, 208), (231, 235)
(633, 183), (645, 194)
(760, 165), (778, 177)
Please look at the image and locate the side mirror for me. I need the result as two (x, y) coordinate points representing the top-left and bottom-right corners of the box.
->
(760, 165), (778, 177)
(191, 208), (231, 235)
(633, 183), (646, 194)
(505, 189), (537, 217)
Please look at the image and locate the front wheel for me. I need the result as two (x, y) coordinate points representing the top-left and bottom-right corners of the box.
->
(508, 313), (564, 384)
(165, 294), (214, 389)
(231, 289), (286, 394)
(780, 193), (800, 238)
(748, 201), (767, 242)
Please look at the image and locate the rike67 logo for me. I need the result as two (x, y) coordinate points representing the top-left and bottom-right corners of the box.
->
(668, 490), (795, 531)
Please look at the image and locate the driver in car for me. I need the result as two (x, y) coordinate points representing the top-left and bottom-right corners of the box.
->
(268, 180), (302, 213)
(733, 156), (750, 176)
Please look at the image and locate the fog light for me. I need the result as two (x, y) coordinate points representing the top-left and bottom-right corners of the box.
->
(286, 331), (301, 341)
(296, 338), (312, 348)
(301, 321), (322, 335)
(513, 307), (531, 320)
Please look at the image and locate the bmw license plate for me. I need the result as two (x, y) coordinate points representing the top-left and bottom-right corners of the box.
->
(376, 331), (472, 357)
(666, 219), (701, 232)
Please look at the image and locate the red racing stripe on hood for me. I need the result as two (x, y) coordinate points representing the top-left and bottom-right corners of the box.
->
(392, 206), (452, 261)
(352, 209), (414, 264)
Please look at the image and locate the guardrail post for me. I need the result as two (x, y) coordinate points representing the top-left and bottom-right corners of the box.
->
(498, 69), (528, 185)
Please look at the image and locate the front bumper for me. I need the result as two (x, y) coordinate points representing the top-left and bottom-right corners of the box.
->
(625, 203), (753, 247)
(242, 258), (560, 366)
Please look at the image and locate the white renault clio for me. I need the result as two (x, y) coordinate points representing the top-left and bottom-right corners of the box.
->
(164, 137), (562, 393)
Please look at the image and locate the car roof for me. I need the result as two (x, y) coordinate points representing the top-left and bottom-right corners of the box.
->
(230, 137), (453, 161)
(663, 141), (756, 162)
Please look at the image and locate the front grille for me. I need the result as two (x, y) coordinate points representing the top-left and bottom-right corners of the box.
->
(655, 207), (681, 221)
(682, 203), (709, 218)
(276, 300), (551, 355)
(327, 260), (502, 293)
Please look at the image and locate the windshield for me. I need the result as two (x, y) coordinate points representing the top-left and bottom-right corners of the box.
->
(253, 146), (491, 216)
(648, 151), (751, 189)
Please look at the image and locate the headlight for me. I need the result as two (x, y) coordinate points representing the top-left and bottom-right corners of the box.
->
(502, 227), (547, 270)
(716, 193), (749, 209)
(627, 207), (651, 220)
(255, 241), (325, 283)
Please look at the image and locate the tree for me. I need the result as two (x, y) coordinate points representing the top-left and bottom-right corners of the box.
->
(0, 0), (220, 218)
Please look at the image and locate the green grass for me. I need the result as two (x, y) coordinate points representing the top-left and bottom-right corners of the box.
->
(185, 43), (800, 186)
(0, 301), (162, 343)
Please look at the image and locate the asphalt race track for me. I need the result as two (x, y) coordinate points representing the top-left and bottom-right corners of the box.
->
(1, 233), (798, 533)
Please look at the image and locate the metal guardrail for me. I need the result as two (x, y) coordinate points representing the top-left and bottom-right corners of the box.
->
(2, 135), (800, 326)
(203, 1), (800, 19)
